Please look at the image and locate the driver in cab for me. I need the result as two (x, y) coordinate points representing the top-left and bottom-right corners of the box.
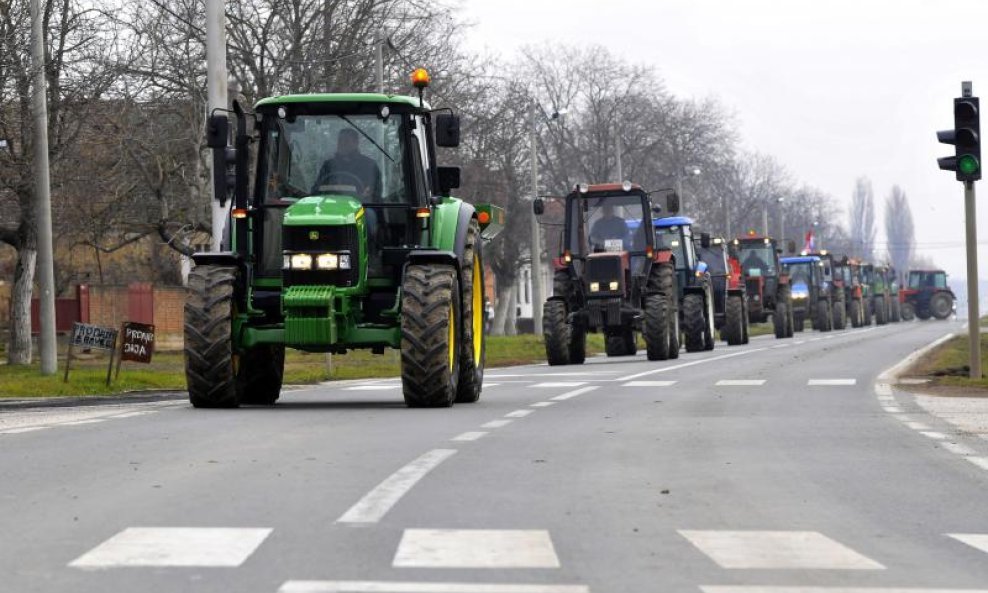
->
(589, 204), (629, 251)
(313, 128), (382, 200)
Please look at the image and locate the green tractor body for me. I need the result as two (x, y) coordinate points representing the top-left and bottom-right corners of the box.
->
(186, 90), (504, 408)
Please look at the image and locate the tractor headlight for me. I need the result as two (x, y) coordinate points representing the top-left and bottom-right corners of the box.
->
(609, 281), (619, 291)
(316, 253), (339, 270)
(290, 253), (313, 270)
(590, 282), (600, 292)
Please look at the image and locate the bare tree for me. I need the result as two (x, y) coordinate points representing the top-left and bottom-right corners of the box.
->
(849, 176), (876, 261)
(885, 185), (914, 282)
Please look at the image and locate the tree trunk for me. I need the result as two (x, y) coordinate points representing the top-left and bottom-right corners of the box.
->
(491, 283), (513, 336)
(8, 246), (37, 365)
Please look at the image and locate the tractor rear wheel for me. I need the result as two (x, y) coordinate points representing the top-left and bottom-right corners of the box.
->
(238, 345), (285, 405)
(569, 324), (587, 364)
(816, 300), (832, 332)
(833, 299), (846, 330)
(644, 293), (672, 360)
(741, 299), (750, 344)
(683, 293), (706, 352)
(703, 291), (716, 351)
(901, 302), (916, 321)
(724, 295), (745, 346)
(400, 264), (461, 407)
(850, 299), (862, 328)
(793, 311), (805, 332)
(606, 334), (628, 357)
(773, 304), (787, 339)
(649, 262), (680, 359)
(456, 220), (485, 403)
(875, 296), (888, 325)
(931, 293), (954, 320)
(543, 299), (571, 366)
(891, 298), (901, 322)
(185, 265), (240, 408)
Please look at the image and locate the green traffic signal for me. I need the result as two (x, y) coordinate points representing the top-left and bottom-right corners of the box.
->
(959, 154), (980, 176)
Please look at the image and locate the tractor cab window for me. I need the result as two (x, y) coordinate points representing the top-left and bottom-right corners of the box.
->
(654, 226), (688, 268)
(698, 245), (727, 275)
(784, 262), (813, 290)
(261, 113), (409, 205)
(738, 243), (776, 278)
(569, 194), (647, 255)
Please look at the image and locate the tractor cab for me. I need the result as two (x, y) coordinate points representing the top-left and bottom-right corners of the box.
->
(653, 216), (702, 291)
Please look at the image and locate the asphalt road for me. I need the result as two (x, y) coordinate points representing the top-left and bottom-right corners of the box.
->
(3, 320), (988, 593)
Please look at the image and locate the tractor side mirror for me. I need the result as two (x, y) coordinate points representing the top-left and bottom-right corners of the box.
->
(533, 197), (545, 216)
(700, 233), (711, 249)
(435, 113), (461, 147)
(206, 114), (229, 149)
(786, 239), (796, 254)
(437, 166), (460, 195)
(666, 192), (680, 215)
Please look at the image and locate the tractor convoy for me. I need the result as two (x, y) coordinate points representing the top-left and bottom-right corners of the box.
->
(182, 69), (955, 406)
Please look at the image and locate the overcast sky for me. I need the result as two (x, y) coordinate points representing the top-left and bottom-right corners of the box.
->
(458, 0), (987, 281)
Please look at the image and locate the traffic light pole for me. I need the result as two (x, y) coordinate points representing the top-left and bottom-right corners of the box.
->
(964, 180), (981, 379)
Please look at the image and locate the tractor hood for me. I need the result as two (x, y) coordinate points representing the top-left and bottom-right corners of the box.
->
(283, 195), (364, 226)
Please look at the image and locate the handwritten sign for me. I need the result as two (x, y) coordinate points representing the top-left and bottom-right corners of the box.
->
(70, 323), (118, 351)
(120, 322), (155, 364)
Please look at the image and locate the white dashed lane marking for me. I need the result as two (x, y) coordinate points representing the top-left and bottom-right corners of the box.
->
(336, 449), (457, 524)
(344, 385), (400, 391)
(921, 431), (948, 440)
(69, 527), (271, 568)
(702, 588), (988, 593)
(808, 379), (857, 386)
(392, 529), (561, 568)
(715, 379), (766, 386)
(678, 530), (885, 570)
(481, 420), (513, 429)
(279, 582), (590, 593)
(450, 432), (487, 442)
(505, 410), (534, 418)
(530, 401), (557, 408)
(622, 380), (677, 387)
(550, 386), (599, 401)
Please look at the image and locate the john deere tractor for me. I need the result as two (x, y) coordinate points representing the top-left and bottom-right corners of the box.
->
(539, 183), (679, 363)
(653, 216), (717, 352)
(185, 71), (504, 408)
(733, 234), (793, 339)
(697, 235), (749, 345)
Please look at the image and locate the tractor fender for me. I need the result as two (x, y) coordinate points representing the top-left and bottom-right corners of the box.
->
(431, 197), (475, 259)
(727, 287), (746, 298)
(653, 249), (675, 265)
(191, 251), (248, 306)
(405, 249), (461, 274)
(452, 202), (478, 262)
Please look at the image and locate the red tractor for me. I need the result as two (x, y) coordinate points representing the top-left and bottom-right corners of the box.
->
(732, 233), (794, 339)
(697, 235), (749, 345)
(899, 269), (956, 320)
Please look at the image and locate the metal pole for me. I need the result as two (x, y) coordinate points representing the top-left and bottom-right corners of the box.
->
(965, 180), (981, 378)
(779, 204), (785, 246)
(675, 171), (684, 212)
(31, 0), (56, 375)
(723, 193), (731, 238)
(529, 104), (544, 334)
(206, 0), (228, 251)
(615, 139), (623, 181)
(375, 32), (384, 93)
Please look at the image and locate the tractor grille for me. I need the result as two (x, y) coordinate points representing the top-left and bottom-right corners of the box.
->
(585, 255), (623, 296)
(283, 224), (360, 287)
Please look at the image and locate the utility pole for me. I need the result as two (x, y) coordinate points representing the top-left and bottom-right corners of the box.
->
(723, 193), (731, 238)
(615, 139), (623, 181)
(762, 205), (769, 236)
(206, 0), (228, 251)
(778, 199), (786, 247)
(529, 103), (544, 334)
(30, 0), (56, 375)
(375, 32), (385, 93)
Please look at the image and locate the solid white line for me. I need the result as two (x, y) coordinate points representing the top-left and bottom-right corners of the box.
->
(876, 331), (957, 382)
(344, 385), (401, 391)
(481, 420), (513, 429)
(109, 411), (156, 419)
(794, 341), (805, 345)
(336, 449), (457, 524)
(505, 409), (534, 418)
(617, 348), (768, 381)
(715, 379), (766, 386)
(530, 402), (557, 408)
(279, 582), (590, 593)
(0, 426), (49, 435)
(451, 432), (487, 442)
(550, 386), (599, 401)
(808, 379), (857, 386)
(622, 380), (677, 387)
(942, 442), (976, 456)
(920, 431), (947, 440)
(701, 588), (988, 593)
(63, 419), (107, 426)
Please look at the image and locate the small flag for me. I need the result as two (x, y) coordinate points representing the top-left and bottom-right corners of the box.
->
(804, 230), (815, 252)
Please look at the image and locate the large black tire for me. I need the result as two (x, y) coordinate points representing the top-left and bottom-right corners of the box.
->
(543, 299), (571, 366)
(644, 293), (672, 360)
(569, 325), (587, 364)
(238, 345), (285, 405)
(863, 299), (873, 326)
(400, 264), (461, 407)
(773, 303), (787, 339)
(850, 299), (862, 328)
(875, 296), (888, 325)
(683, 293), (706, 352)
(649, 262), (680, 359)
(703, 291), (716, 351)
(901, 302), (916, 321)
(625, 330), (638, 356)
(793, 311), (805, 332)
(456, 220), (485, 403)
(816, 300), (832, 332)
(606, 334), (628, 357)
(930, 293), (954, 320)
(833, 299), (847, 330)
(741, 299), (750, 344)
(916, 308), (932, 320)
(724, 295), (745, 346)
(185, 265), (240, 408)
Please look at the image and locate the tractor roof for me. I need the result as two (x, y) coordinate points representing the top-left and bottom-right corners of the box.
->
(255, 93), (427, 109)
(653, 216), (694, 228)
(569, 182), (645, 196)
(910, 269), (947, 274)
(781, 256), (821, 264)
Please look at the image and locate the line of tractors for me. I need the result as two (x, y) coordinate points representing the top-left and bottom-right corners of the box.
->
(533, 182), (956, 365)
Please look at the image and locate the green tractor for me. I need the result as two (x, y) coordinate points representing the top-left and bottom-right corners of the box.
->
(185, 71), (504, 408)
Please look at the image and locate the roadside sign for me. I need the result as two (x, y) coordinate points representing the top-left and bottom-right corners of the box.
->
(64, 323), (119, 385)
(120, 322), (155, 363)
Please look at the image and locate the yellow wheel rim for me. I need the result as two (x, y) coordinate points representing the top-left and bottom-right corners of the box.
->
(472, 252), (483, 366)
(448, 301), (456, 371)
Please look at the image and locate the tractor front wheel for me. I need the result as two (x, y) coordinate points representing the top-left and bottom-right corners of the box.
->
(401, 264), (461, 407)
(683, 293), (706, 352)
(185, 265), (241, 408)
(833, 299), (847, 330)
(875, 296), (888, 325)
(724, 295), (745, 346)
(816, 300), (833, 332)
(901, 302), (916, 321)
(644, 293), (672, 360)
(456, 219), (485, 404)
(850, 299), (863, 328)
(543, 299), (571, 366)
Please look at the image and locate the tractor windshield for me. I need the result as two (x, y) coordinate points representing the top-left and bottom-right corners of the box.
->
(568, 194), (648, 255)
(783, 262), (813, 299)
(909, 271), (947, 289)
(738, 243), (776, 278)
(698, 245), (727, 275)
(260, 113), (408, 204)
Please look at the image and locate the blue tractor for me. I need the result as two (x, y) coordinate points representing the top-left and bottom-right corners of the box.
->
(653, 216), (716, 352)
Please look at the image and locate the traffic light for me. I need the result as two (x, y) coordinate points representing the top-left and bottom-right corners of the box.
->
(938, 96), (981, 182)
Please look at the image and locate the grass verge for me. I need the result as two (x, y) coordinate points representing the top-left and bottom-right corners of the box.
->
(905, 332), (988, 391)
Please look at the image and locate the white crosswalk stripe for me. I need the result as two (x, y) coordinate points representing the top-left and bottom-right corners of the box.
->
(807, 379), (857, 386)
(69, 527), (271, 567)
(679, 530), (884, 570)
(948, 533), (988, 555)
(715, 379), (766, 386)
(392, 529), (561, 568)
(622, 381), (677, 387)
(702, 588), (988, 593)
(279, 582), (590, 593)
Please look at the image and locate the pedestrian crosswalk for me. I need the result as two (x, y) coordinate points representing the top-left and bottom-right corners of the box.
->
(392, 529), (560, 568)
(679, 530), (884, 570)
